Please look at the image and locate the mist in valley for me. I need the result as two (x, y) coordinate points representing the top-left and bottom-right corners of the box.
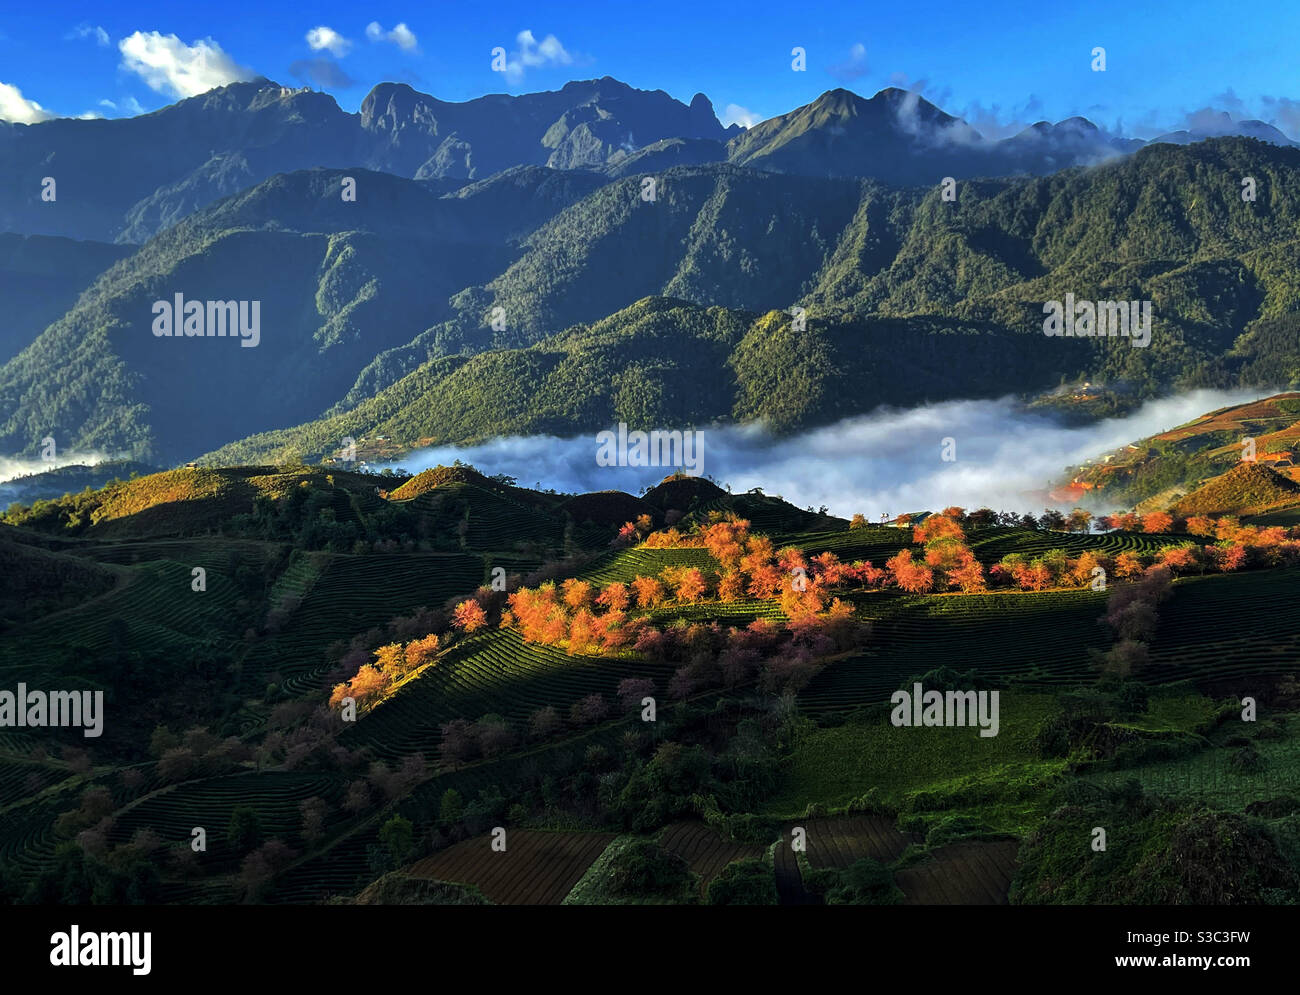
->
(385, 388), (1269, 518)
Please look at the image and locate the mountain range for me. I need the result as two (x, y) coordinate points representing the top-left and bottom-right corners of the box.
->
(3, 77), (1300, 467)
(2, 76), (739, 245)
(4, 77), (1290, 246)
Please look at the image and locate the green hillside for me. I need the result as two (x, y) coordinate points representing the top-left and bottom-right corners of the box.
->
(1, 459), (1298, 906)
(6, 139), (1300, 464)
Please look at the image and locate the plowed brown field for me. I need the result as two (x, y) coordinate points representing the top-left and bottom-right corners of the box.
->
(895, 840), (1019, 905)
(795, 815), (912, 868)
(408, 829), (615, 904)
(659, 821), (764, 892)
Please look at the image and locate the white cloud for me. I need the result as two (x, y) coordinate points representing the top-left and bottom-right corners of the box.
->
(827, 42), (869, 82)
(1127, 94), (1300, 145)
(951, 95), (1045, 141)
(721, 103), (762, 128)
(379, 389), (1267, 519)
(365, 21), (419, 52)
(0, 451), (122, 485)
(118, 31), (254, 99)
(0, 81), (54, 124)
(76, 111), (103, 120)
(1260, 96), (1300, 141)
(70, 23), (110, 46)
(306, 26), (351, 57)
(497, 29), (574, 85)
(96, 96), (147, 117)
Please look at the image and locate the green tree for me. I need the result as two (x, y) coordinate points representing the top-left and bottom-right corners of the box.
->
(439, 789), (465, 828)
(706, 858), (777, 905)
(823, 857), (903, 905)
(227, 806), (262, 852)
(379, 816), (416, 867)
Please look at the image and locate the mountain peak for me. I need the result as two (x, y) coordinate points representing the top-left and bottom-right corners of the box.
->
(687, 92), (723, 137)
(360, 81), (425, 109)
(561, 76), (635, 97)
(1055, 116), (1101, 135)
(359, 81), (435, 129)
(814, 87), (868, 109)
(365, 81), (418, 97)
(689, 92), (714, 113)
(180, 77), (282, 102)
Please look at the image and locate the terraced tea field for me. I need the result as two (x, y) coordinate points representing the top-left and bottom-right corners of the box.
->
(771, 820), (1015, 905)
(74, 536), (279, 568)
(272, 720), (639, 903)
(103, 771), (347, 864)
(461, 490), (569, 551)
(577, 546), (719, 585)
(647, 598), (786, 627)
(773, 527), (911, 562)
(5, 461), (1298, 910)
(0, 798), (69, 876)
(0, 762), (73, 808)
(783, 525), (1177, 564)
(798, 588), (1108, 712)
(766, 694), (1063, 821)
(342, 628), (676, 761)
(239, 551), (485, 693)
(776, 816), (910, 905)
(269, 824), (376, 903)
(698, 494), (835, 534)
(798, 567), (1300, 715)
(400, 484), (573, 553)
(0, 539), (492, 699)
(967, 528), (1175, 561)
(0, 558), (245, 683)
(1144, 570), (1300, 687)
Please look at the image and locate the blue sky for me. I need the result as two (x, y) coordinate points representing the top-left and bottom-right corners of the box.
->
(2, 1), (1298, 138)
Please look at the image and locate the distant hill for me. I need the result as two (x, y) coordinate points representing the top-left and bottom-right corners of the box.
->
(6, 77), (1285, 246)
(0, 459), (160, 506)
(643, 473), (729, 510)
(0, 165), (601, 463)
(388, 464), (507, 500)
(0, 526), (117, 627)
(600, 137), (727, 177)
(7, 127), (1300, 465)
(1174, 461), (1300, 517)
(0, 234), (132, 361)
(0, 76), (736, 243)
(725, 88), (1176, 184)
(195, 138), (1300, 466)
(360, 77), (739, 179)
(727, 88), (1120, 183)
(1, 460), (844, 549)
(0, 465), (393, 539)
(557, 490), (660, 527)
(1070, 392), (1300, 513)
(200, 297), (1071, 465)
(1150, 112), (1296, 148)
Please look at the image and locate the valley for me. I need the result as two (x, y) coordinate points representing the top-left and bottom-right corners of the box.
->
(0, 455), (1297, 906)
(3, 18), (1300, 924)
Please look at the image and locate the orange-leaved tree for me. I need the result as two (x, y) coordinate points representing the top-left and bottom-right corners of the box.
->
(452, 599), (488, 633)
